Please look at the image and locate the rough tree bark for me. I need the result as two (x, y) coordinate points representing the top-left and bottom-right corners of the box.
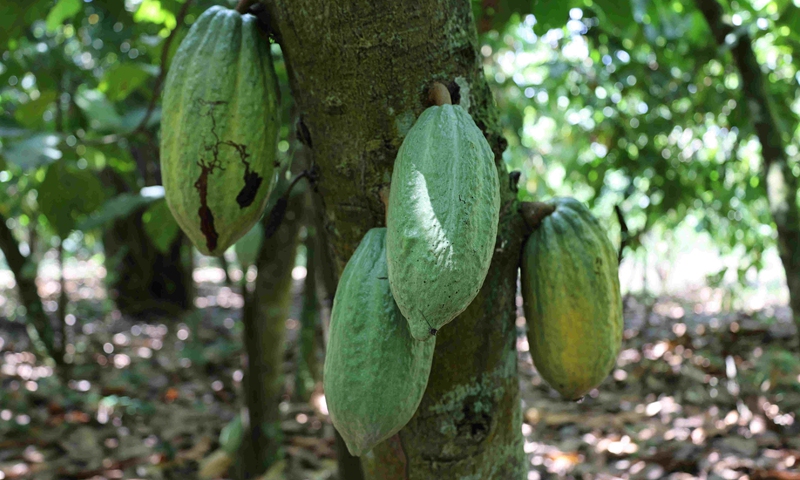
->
(265, 1), (527, 477)
(697, 0), (800, 341)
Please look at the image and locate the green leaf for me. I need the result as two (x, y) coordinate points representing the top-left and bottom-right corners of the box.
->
(134, 0), (177, 28)
(77, 189), (163, 231)
(534, 0), (573, 34)
(99, 64), (153, 102)
(14, 91), (57, 129)
(1, 133), (62, 170)
(219, 415), (243, 455)
(119, 106), (162, 132)
(234, 222), (264, 268)
(39, 161), (106, 238)
(0, 1), (52, 48)
(74, 87), (125, 132)
(142, 199), (180, 253)
(592, 0), (636, 33)
(45, 0), (83, 32)
(476, 0), (535, 33)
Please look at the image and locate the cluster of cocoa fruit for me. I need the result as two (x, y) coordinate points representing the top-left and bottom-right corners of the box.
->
(324, 83), (623, 456)
(323, 83), (502, 456)
(159, 5), (623, 459)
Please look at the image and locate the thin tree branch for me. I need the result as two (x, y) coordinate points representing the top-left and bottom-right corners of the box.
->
(129, 0), (194, 136)
(694, 0), (786, 173)
(615, 204), (628, 265)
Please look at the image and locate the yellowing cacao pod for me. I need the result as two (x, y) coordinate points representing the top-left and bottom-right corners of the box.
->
(521, 197), (623, 400)
(386, 104), (500, 341)
(324, 228), (435, 456)
(160, 6), (279, 256)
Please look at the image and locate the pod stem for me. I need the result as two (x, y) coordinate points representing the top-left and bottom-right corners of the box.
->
(520, 201), (556, 231)
(236, 0), (259, 14)
(428, 82), (452, 106)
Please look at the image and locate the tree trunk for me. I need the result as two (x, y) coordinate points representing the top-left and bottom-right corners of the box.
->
(0, 212), (58, 363)
(295, 220), (321, 402)
(238, 187), (304, 478)
(697, 0), (800, 343)
(100, 169), (193, 317)
(103, 212), (193, 316)
(265, 1), (527, 477)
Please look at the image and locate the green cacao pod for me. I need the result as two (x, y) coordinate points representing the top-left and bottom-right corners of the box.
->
(521, 197), (623, 400)
(324, 228), (435, 456)
(160, 6), (279, 256)
(386, 104), (500, 341)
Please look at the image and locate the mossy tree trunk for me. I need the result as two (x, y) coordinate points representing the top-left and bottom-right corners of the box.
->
(265, 1), (527, 477)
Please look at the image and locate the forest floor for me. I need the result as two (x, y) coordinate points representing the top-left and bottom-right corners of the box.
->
(0, 261), (799, 480)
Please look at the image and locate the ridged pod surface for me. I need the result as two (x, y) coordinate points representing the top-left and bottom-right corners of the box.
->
(521, 197), (623, 400)
(160, 6), (279, 256)
(386, 104), (500, 341)
(323, 228), (435, 456)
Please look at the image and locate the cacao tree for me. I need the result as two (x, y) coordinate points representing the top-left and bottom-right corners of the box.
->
(264, 1), (530, 476)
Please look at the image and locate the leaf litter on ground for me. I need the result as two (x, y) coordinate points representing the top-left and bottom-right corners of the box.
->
(0, 260), (798, 479)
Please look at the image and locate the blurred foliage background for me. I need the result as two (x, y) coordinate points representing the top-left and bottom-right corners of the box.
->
(4, 0), (800, 318)
(1, 0), (800, 478)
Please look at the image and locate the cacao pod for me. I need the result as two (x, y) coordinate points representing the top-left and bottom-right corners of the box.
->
(521, 197), (623, 400)
(160, 6), (279, 256)
(324, 228), (435, 456)
(386, 104), (500, 341)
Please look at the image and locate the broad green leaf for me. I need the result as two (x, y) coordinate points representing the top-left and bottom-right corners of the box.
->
(533, 0), (573, 34)
(476, 0), (535, 33)
(1, 133), (62, 170)
(134, 0), (177, 29)
(592, 0), (636, 33)
(39, 161), (106, 237)
(234, 222), (264, 268)
(0, 1), (52, 48)
(14, 91), (57, 129)
(74, 87), (125, 133)
(142, 198), (180, 253)
(119, 107), (162, 132)
(219, 415), (243, 455)
(0, 118), (32, 139)
(45, 0), (83, 32)
(100, 64), (153, 102)
(78, 189), (163, 231)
